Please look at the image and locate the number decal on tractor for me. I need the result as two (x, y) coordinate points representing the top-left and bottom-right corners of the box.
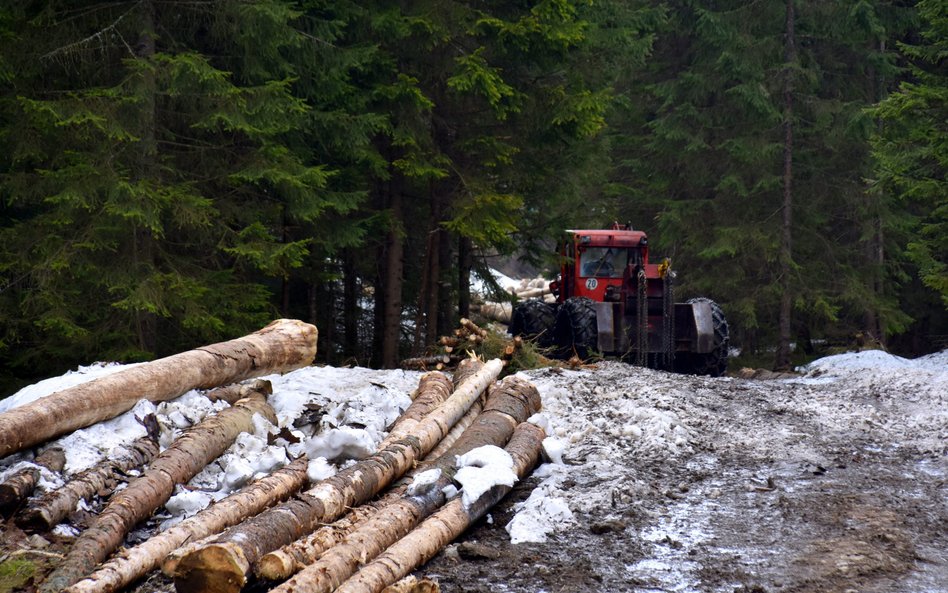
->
(585, 278), (598, 290)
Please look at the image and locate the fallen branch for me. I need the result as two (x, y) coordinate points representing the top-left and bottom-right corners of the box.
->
(40, 383), (277, 593)
(0, 446), (66, 514)
(0, 319), (316, 459)
(66, 456), (309, 593)
(172, 360), (505, 593)
(334, 422), (546, 593)
(17, 417), (160, 532)
(267, 376), (541, 593)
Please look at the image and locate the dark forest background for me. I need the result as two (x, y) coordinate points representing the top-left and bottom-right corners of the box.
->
(1, 0), (945, 395)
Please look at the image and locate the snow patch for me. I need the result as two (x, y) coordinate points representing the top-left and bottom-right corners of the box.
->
(454, 446), (517, 509)
(407, 468), (442, 496)
(506, 475), (575, 544)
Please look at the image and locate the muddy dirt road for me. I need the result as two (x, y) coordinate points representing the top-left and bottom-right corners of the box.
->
(421, 353), (947, 593)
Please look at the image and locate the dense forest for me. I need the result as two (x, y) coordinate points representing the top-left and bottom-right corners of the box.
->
(0, 0), (944, 394)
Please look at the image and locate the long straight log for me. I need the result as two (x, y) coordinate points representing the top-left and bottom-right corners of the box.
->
(334, 422), (546, 593)
(0, 319), (316, 459)
(40, 385), (277, 593)
(267, 376), (541, 593)
(377, 373), (452, 450)
(0, 446), (66, 513)
(172, 359), (504, 593)
(256, 376), (529, 582)
(65, 457), (309, 593)
(17, 434), (159, 532)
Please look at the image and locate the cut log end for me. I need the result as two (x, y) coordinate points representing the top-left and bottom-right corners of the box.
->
(173, 543), (250, 593)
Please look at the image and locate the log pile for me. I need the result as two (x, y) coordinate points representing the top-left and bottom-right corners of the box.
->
(0, 320), (548, 593)
(401, 318), (523, 372)
(470, 276), (555, 325)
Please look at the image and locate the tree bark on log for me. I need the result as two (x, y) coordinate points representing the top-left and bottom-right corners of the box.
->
(172, 359), (504, 593)
(377, 373), (452, 450)
(253, 364), (485, 582)
(17, 433), (159, 532)
(333, 422), (545, 593)
(0, 446), (66, 513)
(257, 377), (540, 591)
(267, 376), (541, 593)
(40, 386), (277, 593)
(0, 319), (316, 460)
(65, 457), (309, 593)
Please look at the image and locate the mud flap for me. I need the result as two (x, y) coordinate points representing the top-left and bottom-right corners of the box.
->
(691, 300), (714, 353)
(593, 302), (622, 354)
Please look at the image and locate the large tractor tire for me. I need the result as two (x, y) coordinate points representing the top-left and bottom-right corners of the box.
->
(677, 297), (729, 377)
(509, 300), (556, 347)
(553, 297), (598, 360)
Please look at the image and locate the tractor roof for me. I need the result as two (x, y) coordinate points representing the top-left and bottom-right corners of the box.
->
(567, 229), (647, 247)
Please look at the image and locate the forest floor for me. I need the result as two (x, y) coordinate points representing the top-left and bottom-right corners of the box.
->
(2, 350), (946, 593)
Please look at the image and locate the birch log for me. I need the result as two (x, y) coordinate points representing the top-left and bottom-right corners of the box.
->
(334, 422), (546, 593)
(65, 457), (309, 593)
(376, 373), (452, 450)
(0, 446), (66, 513)
(257, 376), (534, 583)
(40, 386), (277, 593)
(172, 359), (504, 593)
(0, 319), (316, 459)
(266, 376), (541, 593)
(17, 435), (159, 532)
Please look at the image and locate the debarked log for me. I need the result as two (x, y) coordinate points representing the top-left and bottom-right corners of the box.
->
(171, 359), (504, 593)
(0, 319), (316, 460)
(266, 376), (541, 593)
(17, 433), (159, 532)
(40, 384), (277, 593)
(65, 456), (309, 593)
(333, 422), (546, 593)
(0, 446), (66, 514)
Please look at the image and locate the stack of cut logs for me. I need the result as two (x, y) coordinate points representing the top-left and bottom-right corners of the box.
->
(400, 318), (522, 371)
(0, 319), (545, 593)
(471, 277), (554, 325)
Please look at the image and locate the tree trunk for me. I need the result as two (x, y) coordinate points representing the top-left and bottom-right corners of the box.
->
(775, 0), (796, 372)
(261, 376), (538, 588)
(333, 422), (546, 593)
(171, 359), (504, 593)
(457, 236), (472, 320)
(343, 248), (359, 361)
(436, 228), (453, 338)
(382, 186), (405, 369)
(17, 434), (158, 533)
(0, 447), (66, 513)
(66, 457), (308, 593)
(0, 319), (315, 460)
(39, 386), (277, 593)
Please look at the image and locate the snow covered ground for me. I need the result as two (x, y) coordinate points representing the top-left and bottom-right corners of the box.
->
(2, 347), (946, 593)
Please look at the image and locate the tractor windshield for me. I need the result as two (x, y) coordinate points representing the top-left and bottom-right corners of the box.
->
(580, 247), (628, 278)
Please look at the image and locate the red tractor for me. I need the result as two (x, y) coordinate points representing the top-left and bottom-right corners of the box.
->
(509, 223), (729, 376)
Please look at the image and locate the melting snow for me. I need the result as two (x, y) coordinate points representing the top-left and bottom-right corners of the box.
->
(454, 445), (518, 509)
